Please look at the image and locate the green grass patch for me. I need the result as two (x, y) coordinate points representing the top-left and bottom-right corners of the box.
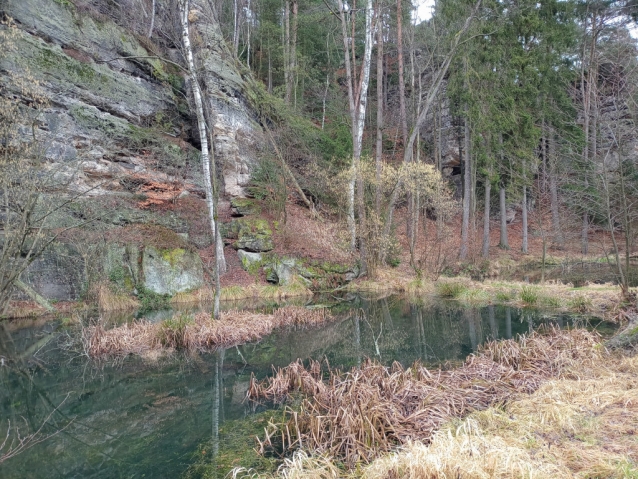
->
(435, 281), (468, 299)
(519, 286), (539, 305)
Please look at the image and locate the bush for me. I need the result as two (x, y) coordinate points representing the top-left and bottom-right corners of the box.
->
(520, 286), (539, 305)
(137, 286), (171, 313)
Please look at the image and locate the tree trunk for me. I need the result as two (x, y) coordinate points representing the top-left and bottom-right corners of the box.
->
(398, 0), (411, 251)
(178, 0), (227, 294)
(460, 112), (471, 260)
(548, 131), (563, 249)
(499, 185), (509, 249)
(147, 0), (155, 38)
(521, 185), (528, 254)
(287, 0), (298, 106)
(337, 0), (357, 251)
(482, 178), (491, 258)
(284, 0), (291, 104)
(375, 3), (384, 212)
(353, 0), (374, 275)
(233, 0), (240, 57)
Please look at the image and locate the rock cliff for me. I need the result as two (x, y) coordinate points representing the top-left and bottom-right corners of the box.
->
(1, 0), (264, 303)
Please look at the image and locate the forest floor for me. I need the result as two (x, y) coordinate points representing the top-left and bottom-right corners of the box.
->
(4, 195), (636, 319)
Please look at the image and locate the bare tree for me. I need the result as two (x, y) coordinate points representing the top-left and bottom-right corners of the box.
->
(177, 0), (226, 317)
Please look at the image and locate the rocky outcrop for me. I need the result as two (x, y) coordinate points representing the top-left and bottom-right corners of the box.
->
(142, 246), (203, 295)
(188, 3), (263, 197)
(2, 0), (266, 305)
(104, 241), (203, 296)
(2, 0), (262, 197)
(223, 218), (274, 252)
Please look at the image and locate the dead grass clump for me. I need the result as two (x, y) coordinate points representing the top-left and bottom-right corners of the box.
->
(248, 328), (603, 467)
(92, 283), (139, 311)
(83, 320), (159, 357)
(361, 356), (638, 479)
(188, 310), (275, 349)
(84, 306), (335, 357)
(273, 306), (333, 328)
(171, 287), (214, 304)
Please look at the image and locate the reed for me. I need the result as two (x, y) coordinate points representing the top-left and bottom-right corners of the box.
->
(83, 306), (334, 358)
(248, 328), (603, 468)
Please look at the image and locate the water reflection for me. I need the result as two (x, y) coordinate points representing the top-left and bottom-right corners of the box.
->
(0, 296), (612, 478)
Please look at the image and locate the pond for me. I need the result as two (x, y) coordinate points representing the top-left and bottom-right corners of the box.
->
(0, 295), (614, 479)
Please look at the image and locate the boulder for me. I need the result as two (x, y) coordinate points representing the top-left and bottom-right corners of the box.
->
(265, 258), (297, 286)
(230, 197), (260, 217)
(237, 250), (263, 271)
(223, 218), (273, 252)
(141, 246), (204, 295)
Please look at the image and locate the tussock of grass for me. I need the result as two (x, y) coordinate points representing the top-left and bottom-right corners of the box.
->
(569, 293), (593, 313)
(435, 280), (468, 298)
(83, 306), (333, 358)
(93, 283), (139, 311)
(457, 287), (490, 304)
(519, 285), (539, 305)
(248, 328), (602, 467)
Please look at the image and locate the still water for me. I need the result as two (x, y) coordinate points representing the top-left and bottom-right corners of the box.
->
(0, 295), (612, 478)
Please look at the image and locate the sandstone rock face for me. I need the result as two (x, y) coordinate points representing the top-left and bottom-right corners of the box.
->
(191, 12), (263, 197)
(141, 247), (204, 295)
(2, 0), (262, 198)
(2, 0), (265, 304)
(22, 243), (86, 301)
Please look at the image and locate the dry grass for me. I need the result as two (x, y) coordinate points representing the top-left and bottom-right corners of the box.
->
(171, 287), (214, 304)
(220, 282), (314, 302)
(83, 306), (334, 358)
(248, 328), (604, 468)
(350, 268), (436, 295)
(357, 354), (638, 479)
(93, 283), (140, 311)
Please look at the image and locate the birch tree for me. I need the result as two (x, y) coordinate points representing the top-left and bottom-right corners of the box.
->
(337, 0), (374, 274)
(177, 0), (226, 318)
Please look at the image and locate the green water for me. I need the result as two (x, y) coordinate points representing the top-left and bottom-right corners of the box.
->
(0, 296), (613, 478)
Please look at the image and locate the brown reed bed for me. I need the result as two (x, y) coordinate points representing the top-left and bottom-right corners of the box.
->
(83, 306), (334, 358)
(247, 328), (604, 468)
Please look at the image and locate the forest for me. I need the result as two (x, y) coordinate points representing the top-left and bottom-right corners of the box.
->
(2, 0), (638, 477)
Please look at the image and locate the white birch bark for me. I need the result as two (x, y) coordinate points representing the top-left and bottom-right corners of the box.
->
(337, 0), (357, 251)
(178, 0), (227, 311)
(147, 0), (155, 38)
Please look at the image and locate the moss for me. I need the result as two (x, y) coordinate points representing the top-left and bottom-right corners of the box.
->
(160, 248), (185, 267)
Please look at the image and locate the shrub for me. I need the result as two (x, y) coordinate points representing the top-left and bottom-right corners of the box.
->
(137, 286), (171, 313)
(520, 286), (539, 305)
(436, 281), (467, 298)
